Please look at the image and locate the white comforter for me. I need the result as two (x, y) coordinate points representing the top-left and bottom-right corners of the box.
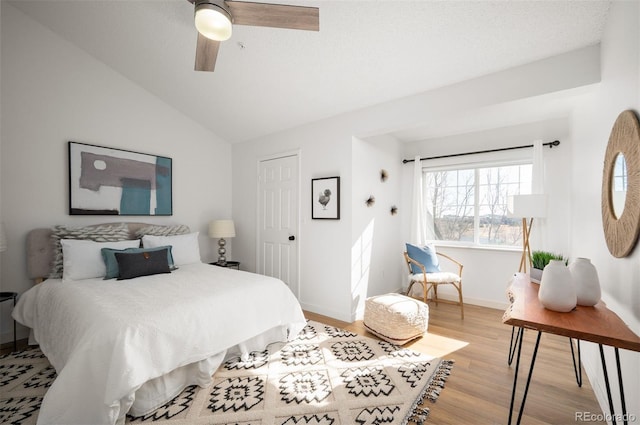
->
(13, 262), (306, 425)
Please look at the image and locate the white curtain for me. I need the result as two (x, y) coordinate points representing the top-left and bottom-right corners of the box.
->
(410, 156), (430, 245)
(532, 140), (544, 194)
(531, 140), (546, 249)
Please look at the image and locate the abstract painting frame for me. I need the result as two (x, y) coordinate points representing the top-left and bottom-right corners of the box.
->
(312, 176), (340, 219)
(68, 141), (172, 216)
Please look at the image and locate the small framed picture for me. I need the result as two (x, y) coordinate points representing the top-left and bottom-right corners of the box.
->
(312, 177), (340, 219)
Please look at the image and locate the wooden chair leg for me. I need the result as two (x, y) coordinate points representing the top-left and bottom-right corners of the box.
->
(457, 285), (464, 319)
(433, 283), (439, 306)
(406, 281), (416, 298)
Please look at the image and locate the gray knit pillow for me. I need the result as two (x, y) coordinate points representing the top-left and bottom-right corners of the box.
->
(49, 223), (131, 278)
(134, 224), (190, 238)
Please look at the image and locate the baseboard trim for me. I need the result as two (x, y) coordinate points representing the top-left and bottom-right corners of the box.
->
(299, 302), (352, 323)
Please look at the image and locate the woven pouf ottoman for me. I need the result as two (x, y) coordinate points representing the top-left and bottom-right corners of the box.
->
(363, 293), (429, 345)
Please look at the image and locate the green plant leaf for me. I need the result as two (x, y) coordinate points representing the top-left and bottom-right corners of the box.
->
(531, 250), (566, 269)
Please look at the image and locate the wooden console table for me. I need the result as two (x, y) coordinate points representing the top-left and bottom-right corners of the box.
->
(503, 273), (640, 425)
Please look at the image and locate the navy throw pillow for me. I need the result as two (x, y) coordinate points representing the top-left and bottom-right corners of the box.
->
(406, 243), (440, 274)
(102, 245), (175, 279)
(114, 248), (172, 280)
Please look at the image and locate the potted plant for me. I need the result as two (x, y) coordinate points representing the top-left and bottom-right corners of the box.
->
(531, 250), (566, 283)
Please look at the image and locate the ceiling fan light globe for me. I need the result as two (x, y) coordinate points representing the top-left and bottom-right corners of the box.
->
(195, 5), (232, 41)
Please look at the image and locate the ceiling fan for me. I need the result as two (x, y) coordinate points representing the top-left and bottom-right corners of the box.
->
(186, 0), (319, 72)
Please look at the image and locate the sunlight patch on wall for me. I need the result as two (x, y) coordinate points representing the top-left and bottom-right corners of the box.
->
(351, 219), (375, 313)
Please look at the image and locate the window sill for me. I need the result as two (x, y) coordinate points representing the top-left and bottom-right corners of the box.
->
(431, 242), (522, 253)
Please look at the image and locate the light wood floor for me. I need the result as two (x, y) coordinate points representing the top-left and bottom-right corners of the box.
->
(2, 303), (605, 424)
(305, 302), (606, 425)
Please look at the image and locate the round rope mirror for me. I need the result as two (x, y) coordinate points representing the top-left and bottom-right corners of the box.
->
(602, 110), (640, 258)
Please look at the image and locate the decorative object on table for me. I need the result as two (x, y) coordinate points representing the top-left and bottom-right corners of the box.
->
(530, 250), (566, 283)
(568, 257), (601, 306)
(365, 195), (376, 207)
(508, 194), (547, 273)
(380, 169), (389, 182)
(601, 110), (640, 258)
(538, 260), (576, 312)
(312, 176), (340, 219)
(208, 219), (235, 265)
(68, 142), (172, 216)
(1, 322), (454, 425)
(390, 205), (398, 215)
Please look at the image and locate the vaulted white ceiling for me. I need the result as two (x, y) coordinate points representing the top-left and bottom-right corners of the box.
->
(7, 0), (611, 143)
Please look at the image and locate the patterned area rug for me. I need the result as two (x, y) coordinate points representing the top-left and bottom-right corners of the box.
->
(0, 321), (453, 424)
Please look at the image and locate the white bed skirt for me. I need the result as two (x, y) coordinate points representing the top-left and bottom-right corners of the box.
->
(125, 325), (289, 420)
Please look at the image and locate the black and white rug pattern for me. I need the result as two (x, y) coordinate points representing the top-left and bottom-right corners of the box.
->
(0, 348), (50, 425)
(0, 321), (453, 425)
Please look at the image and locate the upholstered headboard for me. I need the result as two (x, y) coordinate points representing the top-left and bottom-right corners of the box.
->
(26, 222), (154, 281)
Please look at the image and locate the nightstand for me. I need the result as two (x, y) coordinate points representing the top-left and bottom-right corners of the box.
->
(0, 291), (17, 352)
(210, 261), (240, 270)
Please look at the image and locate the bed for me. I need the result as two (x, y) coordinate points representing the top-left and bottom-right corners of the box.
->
(13, 222), (307, 425)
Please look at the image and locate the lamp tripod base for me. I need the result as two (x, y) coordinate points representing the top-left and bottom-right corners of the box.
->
(519, 217), (534, 273)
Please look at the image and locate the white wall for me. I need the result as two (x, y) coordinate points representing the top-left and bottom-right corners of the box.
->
(570, 1), (640, 421)
(232, 120), (354, 321)
(351, 135), (403, 318)
(400, 117), (574, 308)
(0, 3), (232, 342)
(233, 44), (600, 322)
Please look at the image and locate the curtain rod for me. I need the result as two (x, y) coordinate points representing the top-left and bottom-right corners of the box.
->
(402, 140), (560, 164)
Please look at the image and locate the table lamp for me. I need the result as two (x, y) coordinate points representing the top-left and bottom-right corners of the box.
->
(208, 219), (235, 265)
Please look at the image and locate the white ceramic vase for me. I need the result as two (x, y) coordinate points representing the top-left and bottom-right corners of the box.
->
(538, 260), (577, 312)
(568, 257), (601, 306)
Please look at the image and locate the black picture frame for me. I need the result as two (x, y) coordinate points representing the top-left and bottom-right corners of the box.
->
(68, 141), (173, 216)
(312, 176), (340, 219)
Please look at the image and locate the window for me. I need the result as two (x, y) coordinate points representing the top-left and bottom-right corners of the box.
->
(424, 162), (532, 247)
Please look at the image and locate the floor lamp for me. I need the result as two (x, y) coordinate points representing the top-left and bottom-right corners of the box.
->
(509, 194), (547, 273)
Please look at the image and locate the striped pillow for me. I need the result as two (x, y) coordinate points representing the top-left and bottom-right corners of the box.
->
(49, 223), (131, 278)
(134, 224), (190, 238)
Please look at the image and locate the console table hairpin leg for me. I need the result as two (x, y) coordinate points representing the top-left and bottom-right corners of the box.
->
(509, 331), (628, 425)
(504, 274), (640, 425)
(507, 326), (522, 366)
(507, 327), (582, 387)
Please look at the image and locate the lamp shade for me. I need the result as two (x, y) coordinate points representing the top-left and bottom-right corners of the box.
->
(0, 222), (6, 252)
(508, 194), (547, 218)
(209, 220), (236, 238)
(195, 0), (233, 41)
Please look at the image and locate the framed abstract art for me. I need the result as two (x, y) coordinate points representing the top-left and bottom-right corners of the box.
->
(68, 141), (172, 216)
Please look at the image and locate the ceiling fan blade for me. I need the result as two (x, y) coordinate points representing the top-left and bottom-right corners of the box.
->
(226, 1), (319, 31)
(195, 33), (221, 72)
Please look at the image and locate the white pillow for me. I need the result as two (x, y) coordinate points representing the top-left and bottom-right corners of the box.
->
(142, 232), (201, 266)
(61, 239), (140, 280)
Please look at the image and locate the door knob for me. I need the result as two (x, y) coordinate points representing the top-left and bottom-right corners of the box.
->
(289, 235), (296, 241)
